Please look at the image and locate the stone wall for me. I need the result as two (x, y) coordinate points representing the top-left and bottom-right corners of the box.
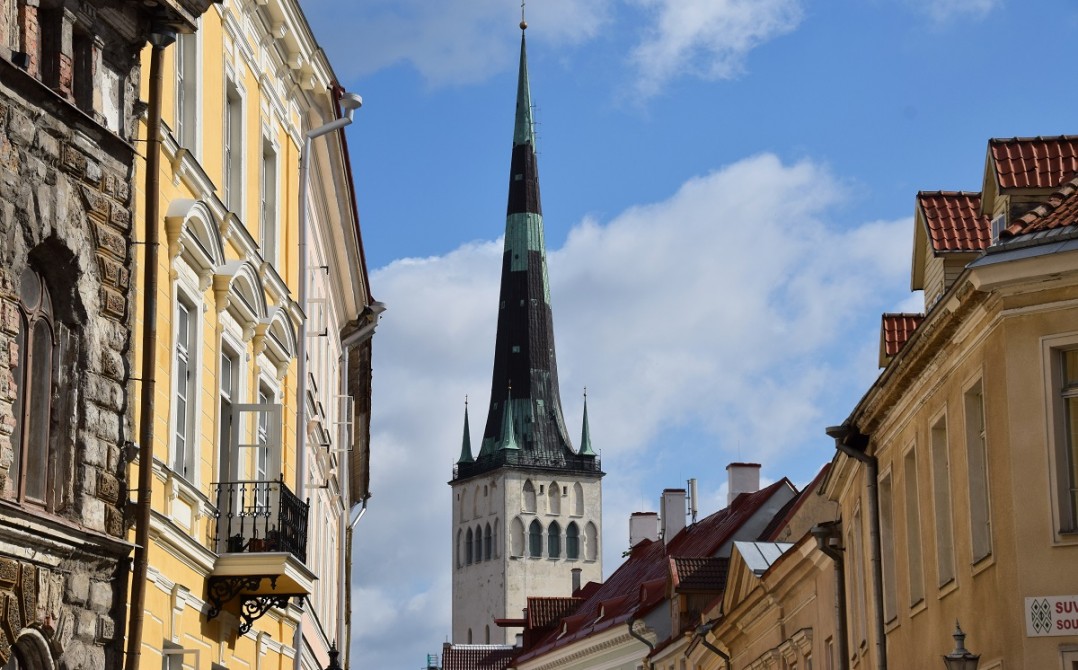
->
(0, 4), (145, 666)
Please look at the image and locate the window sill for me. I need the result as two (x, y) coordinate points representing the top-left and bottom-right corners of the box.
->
(970, 552), (994, 577)
(909, 597), (927, 619)
(937, 578), (958, 601)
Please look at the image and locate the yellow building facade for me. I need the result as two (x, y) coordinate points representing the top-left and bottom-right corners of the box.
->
(127, 1), (375, 669)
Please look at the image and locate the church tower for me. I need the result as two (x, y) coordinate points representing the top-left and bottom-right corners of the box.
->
(450, 20), (604, 645)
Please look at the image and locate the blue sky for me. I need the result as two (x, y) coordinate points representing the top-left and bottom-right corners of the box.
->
(298, 1), (1078, 667)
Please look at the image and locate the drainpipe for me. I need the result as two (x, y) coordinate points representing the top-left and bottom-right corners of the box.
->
(293, 90), (362, 670)
(811, 521), (849, 670)
(337, 302), (382, 668)
(126, 20), (177, 670)
(694, 621), (731, 670)
(827, 424), (886, 670)
(627, 615), (655, 670)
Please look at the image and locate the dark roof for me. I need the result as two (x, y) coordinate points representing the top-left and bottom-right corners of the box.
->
(881, 313), (925, 358)
(1002, 174), (1078, 239)
(671, 557), (730, 592)
(527, 597), (583, 628)
(990, 136), (1078, 190)
(514, 480), (793, 663)
(440, 644), (515, 670)
(917, 191), (990, 253)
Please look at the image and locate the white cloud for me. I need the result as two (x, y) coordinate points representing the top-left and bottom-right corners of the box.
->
(907, 0), (1001, 23)
(349, 153), (912, 668)
(302, 0), (611, 86)
(628, 0), (804, 97)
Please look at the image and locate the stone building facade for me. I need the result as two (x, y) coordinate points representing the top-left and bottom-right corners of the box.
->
(0, 1), (211, 668)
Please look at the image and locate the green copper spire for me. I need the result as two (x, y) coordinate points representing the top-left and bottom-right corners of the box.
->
(499, 386), (520, 451)
(457, 399), (474, 465)
(579, 389), (595, 456)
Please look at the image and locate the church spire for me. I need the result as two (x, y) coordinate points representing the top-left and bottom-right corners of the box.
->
(579, 389), (595, 456)
(457, 398), (474, 465)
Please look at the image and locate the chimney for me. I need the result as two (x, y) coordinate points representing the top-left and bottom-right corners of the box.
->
(660, 488), (687, 545)
(571, 567), (582, 594)
(629, 512), (659, 547)
(727, 462), (761, 504)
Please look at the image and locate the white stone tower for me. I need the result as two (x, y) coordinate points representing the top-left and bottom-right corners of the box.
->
(449, 21), (604, 646)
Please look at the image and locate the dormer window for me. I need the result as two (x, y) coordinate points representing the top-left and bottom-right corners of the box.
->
(990, 212), (1006, 242)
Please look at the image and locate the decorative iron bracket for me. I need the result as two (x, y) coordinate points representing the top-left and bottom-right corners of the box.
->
(205, 575), (279, 619)
(238, 595), (292, 634)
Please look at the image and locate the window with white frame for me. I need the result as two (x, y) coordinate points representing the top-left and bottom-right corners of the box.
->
(260, 137), (277, 264)
(217, 347), (239, 484)
(964, 381), (992, 561)
(175, 30), (198, 150)
(879, 471), (898, 622)
(904, 447), (925, 605)
(931, 415), (955, 586)
(172, 297), (198, 479)
(849, 507), (867, 649)
(1057, 349), (1078, 533)
(223, 79), (243, 214)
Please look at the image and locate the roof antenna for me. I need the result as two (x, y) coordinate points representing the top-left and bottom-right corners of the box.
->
(520, 0), (527, 30)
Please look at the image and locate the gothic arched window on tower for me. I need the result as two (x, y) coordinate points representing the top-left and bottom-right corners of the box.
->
(460, 488), (469, 522)
(548, 481), (561, 515)
(493, 518), (500, 558)
(548, 521), (561, 558)
(484, 523), (492, 560)
(456, 529), (463, 568)
(511, 517), (525, 557)
(572, 482), (584, 516)
(585, 521), (599, 561)
(465, 528), (474, 564)
(566, 522), (580, 560)
(528, 520), (543, 558)
(473, 485), (481, 518)
(523, 480), (537, 514)
(474, 525), (483, 561)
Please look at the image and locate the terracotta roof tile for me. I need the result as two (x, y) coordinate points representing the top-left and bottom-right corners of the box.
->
(917, 191), (990, 252)
(990, 136), (1078, 190)
(881, 313), (925, 357)
(1002, 174), (1078, 239)
(441, 644), (515, 670)
(671, 557), (729, 592)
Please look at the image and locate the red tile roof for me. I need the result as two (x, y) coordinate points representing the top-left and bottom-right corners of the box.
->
(440, 644), (515, 670)
(917, 191), (990, 252)
(990, 136), (1078, 190)
(514, 479), (794, 664)
(1002, 174), (1078, 239)
(881, 313), (925, 357)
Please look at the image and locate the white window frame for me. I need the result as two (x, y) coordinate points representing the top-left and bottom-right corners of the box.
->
(162, 644), (199, 670)
(217, 339), (242, 485)
(903, 444), (925, 607)
(171, 292), (201, 482)
(1043, 334), (1078, 542)
(223, 75), (244, 217)
(174, 27), (200, 152)
(878, 469), (898, 623)
(260, 133), (279, 266)
(931, 412), (956, 587)
(964, 378), (992, 562)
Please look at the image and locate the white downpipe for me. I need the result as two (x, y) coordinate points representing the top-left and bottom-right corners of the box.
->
(294, 93), (360, 670)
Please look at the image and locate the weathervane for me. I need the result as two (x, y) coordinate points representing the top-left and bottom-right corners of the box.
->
(520, 0), (527, 30)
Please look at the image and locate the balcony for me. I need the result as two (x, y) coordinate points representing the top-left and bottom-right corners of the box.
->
(206, 479), (315, 634)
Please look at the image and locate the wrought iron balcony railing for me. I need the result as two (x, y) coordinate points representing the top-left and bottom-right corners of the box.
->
(211, 478), (309, 564)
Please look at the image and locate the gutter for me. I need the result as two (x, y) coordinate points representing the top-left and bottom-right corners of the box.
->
(811, 521), (849, 670)
(627, 615), (655, 670)
(827, 424), (886, 670)
(125, 22), (176, 670)
(693, 621), (730, 670)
